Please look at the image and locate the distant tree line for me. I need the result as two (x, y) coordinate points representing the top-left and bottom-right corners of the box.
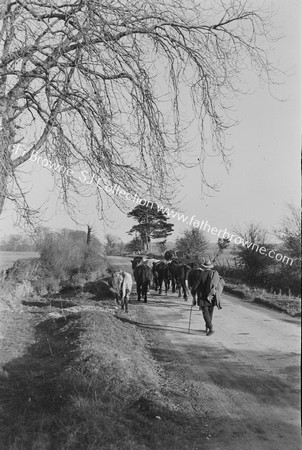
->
(218, 204), (301, 296)
(2, 204), (299, 296)
(121, 202), (301, 296)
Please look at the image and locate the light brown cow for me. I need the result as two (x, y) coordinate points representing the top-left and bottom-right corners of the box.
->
(112, 270), (133, 313)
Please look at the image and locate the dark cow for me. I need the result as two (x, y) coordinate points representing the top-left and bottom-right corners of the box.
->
(152, 262), (159, 291)
(173, 263), (192, 301)
(153, 261), (170, 295)
(131, 256), (143, 271)
(168, 259), (196, 294)
(188, 268), (204, 305)
(133, 264), (152, 303)
(168, 259), (181, 293)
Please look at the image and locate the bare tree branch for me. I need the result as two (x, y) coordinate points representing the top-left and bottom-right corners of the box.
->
(0, 0), (280, 224)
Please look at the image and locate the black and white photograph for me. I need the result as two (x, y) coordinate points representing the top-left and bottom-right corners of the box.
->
(0, 0), (300, 448)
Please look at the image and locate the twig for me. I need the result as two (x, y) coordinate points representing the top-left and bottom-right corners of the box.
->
(46, 337), (54, 356)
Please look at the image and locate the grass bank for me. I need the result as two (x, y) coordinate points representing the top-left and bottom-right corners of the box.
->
(223, 280), (301, 317)
(0, 290), (206, 449)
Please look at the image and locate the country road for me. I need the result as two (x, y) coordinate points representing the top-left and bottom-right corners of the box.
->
(108, 256), (301, 450)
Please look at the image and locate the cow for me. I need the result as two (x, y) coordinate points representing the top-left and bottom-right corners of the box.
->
(188, 268), (204, 305)
(131, 256), (143, 271)
(153, 260), (170, 295)
(135, 261), (159, 290)
(131, 257), (160, 290)
(112, 271), (123, 307)
(173, 263), (192, 301)
(152, 262), (159, 291)
(112, 270), (133, 313)
(143, 258), (161, 270)
(133, 264), (152, 303)
(120, 271), (133, 313)
(168, 259), (181, 293)
(169, 260), (198, 295)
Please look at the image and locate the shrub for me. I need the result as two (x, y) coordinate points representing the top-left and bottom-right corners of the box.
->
(39, 229), (105, 281)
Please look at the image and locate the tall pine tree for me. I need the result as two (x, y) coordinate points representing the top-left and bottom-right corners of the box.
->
(128, 204), (173, 252)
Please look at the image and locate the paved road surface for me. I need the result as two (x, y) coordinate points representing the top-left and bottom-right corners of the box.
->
(109, 256), (301, 449)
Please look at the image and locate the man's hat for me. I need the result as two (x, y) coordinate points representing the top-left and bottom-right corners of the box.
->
(201, 259), (214, 269)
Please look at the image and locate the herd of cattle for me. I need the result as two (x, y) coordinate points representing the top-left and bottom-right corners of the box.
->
(106, 251), (225, 314)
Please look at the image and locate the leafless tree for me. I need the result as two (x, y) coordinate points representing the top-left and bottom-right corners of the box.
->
(104, 233), (124, 255)
(275, 203), (301, 258)
(86, 224), (92, 245)
(233, 223), (273, 281)
(175, 227), (208, 262)
(0, 0), (277, 224)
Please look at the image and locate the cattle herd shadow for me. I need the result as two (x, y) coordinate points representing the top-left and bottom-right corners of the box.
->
(142, 298), (182, 308)
(115, 314), (190, 335)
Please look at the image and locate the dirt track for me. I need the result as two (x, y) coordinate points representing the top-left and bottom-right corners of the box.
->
(109, 256), (301, 450)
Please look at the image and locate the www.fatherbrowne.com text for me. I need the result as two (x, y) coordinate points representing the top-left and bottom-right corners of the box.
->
(15, 146), (294, 266)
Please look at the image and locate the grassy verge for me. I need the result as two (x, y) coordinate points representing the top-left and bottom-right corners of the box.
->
(223, 280), (301, 317)
(0, 292), (205, 450)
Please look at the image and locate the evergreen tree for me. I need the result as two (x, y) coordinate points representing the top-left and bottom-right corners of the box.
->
(127, 204), (173, 252)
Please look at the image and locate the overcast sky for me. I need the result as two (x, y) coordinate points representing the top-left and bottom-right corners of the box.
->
(0, 0), (301, 245)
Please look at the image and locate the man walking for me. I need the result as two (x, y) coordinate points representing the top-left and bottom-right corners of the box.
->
(190, 260), (224, 336)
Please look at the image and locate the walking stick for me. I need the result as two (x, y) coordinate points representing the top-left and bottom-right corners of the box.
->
(188, 304), (193, 334)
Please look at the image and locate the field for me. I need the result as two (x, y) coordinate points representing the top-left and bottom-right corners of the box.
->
(0, 251), (40, 271)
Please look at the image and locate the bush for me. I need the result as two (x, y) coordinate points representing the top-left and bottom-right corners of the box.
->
(39, 230), (105, 281)
(216, 260), (301, 297)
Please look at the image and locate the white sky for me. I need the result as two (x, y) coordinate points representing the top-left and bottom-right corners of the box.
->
(0, 0), (301, 245)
